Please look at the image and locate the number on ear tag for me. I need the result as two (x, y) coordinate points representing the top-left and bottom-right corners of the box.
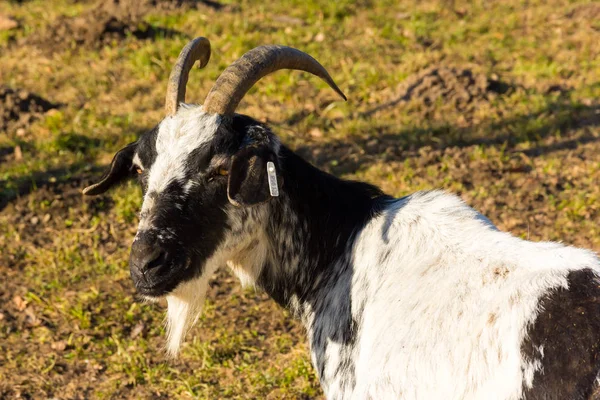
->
(267, 162), (279, 197)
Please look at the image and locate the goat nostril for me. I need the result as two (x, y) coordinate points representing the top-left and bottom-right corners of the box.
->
(132, 245), (165, 272)
(145, 250), (166, 271)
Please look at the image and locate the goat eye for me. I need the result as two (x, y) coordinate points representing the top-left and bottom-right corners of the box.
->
(135, 167), (143, 175)
(218, 167), (229, 176)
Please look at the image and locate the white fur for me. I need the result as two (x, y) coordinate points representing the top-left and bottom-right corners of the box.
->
(163, 230), (268, 355)
(158, 187), (599, 398)
(138, 106), (220, 231)
(162, 201), (271, 356)
(165, 188), (598, 398)
(318, 190), (599, 399)
(164, 260), (219, 357)
(132, 153), (143, 170)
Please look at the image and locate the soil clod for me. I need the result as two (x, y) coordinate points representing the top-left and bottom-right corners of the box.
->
(364, 66), (511, 121)
(28, 0), (188, 52)
(0, 86), (59, 134)
(397, 66), (510, 115)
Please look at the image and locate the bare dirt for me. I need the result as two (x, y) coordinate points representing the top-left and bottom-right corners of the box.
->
(26, 0), (189, 51)
(363, 66), (511, 121)
(0, 86), (58, 135)
(400, 66), (510, 111)
(26, 0), (234, 52)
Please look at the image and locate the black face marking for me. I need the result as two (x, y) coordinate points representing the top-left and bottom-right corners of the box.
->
(186, 144), (213, 176)
(132, 125), (159, 194)
(128, 113), (287, 297)
(130, 168), (231, 296)
(521, 269), (600, 400)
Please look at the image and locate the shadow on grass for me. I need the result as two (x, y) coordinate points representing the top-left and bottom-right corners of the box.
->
(295, 97), (600, 175)
(0, 130), (146, 212)
(0, 163), (107, 212)
(128, 24), (186, 42)
(195, 0), (229, 10)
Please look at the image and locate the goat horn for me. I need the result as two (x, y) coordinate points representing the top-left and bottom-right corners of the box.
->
(203, 45), (346, 115)
(165, 37), (211, 116)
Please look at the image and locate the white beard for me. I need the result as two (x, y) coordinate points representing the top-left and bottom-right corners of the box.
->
(164, 262), (219, 357)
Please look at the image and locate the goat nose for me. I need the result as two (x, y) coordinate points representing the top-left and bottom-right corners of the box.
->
(130, 238), (163, 272)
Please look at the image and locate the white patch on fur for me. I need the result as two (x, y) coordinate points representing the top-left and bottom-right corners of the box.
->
(132, 153), (143, 170)
(521, 345), (544, 389)
(307, 190), (599, 399)
(137, 106), (220, 231)
(226, 237), (268, 289)
(223, 207), (270, 288)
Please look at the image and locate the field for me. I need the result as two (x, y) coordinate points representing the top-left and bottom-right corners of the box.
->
(0, 0), (599, 398)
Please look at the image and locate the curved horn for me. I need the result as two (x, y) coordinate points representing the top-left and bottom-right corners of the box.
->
(165, 37), (211, 116)
(203, 45), (346, 115)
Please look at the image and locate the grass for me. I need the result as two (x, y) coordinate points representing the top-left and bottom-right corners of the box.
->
(0, 0), (599, 398)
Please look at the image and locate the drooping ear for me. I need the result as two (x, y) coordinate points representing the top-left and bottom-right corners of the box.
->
(82, 142), (137, 196)
(227, 145), (282, 207)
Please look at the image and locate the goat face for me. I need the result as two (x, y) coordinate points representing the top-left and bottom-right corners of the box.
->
(84, 109), (281, 298)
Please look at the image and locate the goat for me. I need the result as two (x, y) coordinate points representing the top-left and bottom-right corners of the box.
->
(83, 37), (600, 399)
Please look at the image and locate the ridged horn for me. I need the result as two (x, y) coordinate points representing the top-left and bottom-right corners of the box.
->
(165, 37), (211, 116)
(203, 45), (346, 115)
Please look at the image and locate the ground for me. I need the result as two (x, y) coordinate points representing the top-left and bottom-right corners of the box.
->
(0, 0), (599, 398)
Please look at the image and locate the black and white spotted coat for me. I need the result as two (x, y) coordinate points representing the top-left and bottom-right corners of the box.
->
(111, 105), (600, 400)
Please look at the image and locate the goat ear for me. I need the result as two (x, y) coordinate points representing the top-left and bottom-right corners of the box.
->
(82, 142), (137, 196)
(227, 146), (282, 207)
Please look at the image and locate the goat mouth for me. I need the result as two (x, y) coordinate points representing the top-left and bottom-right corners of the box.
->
(134, 280), (173, 297)
(132, 255), (195, 297)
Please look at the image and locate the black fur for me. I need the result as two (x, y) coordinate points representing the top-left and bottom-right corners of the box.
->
(521, 269), (600, 400)
(228, 145), (278, 206)
(258, 144), (389, 306)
